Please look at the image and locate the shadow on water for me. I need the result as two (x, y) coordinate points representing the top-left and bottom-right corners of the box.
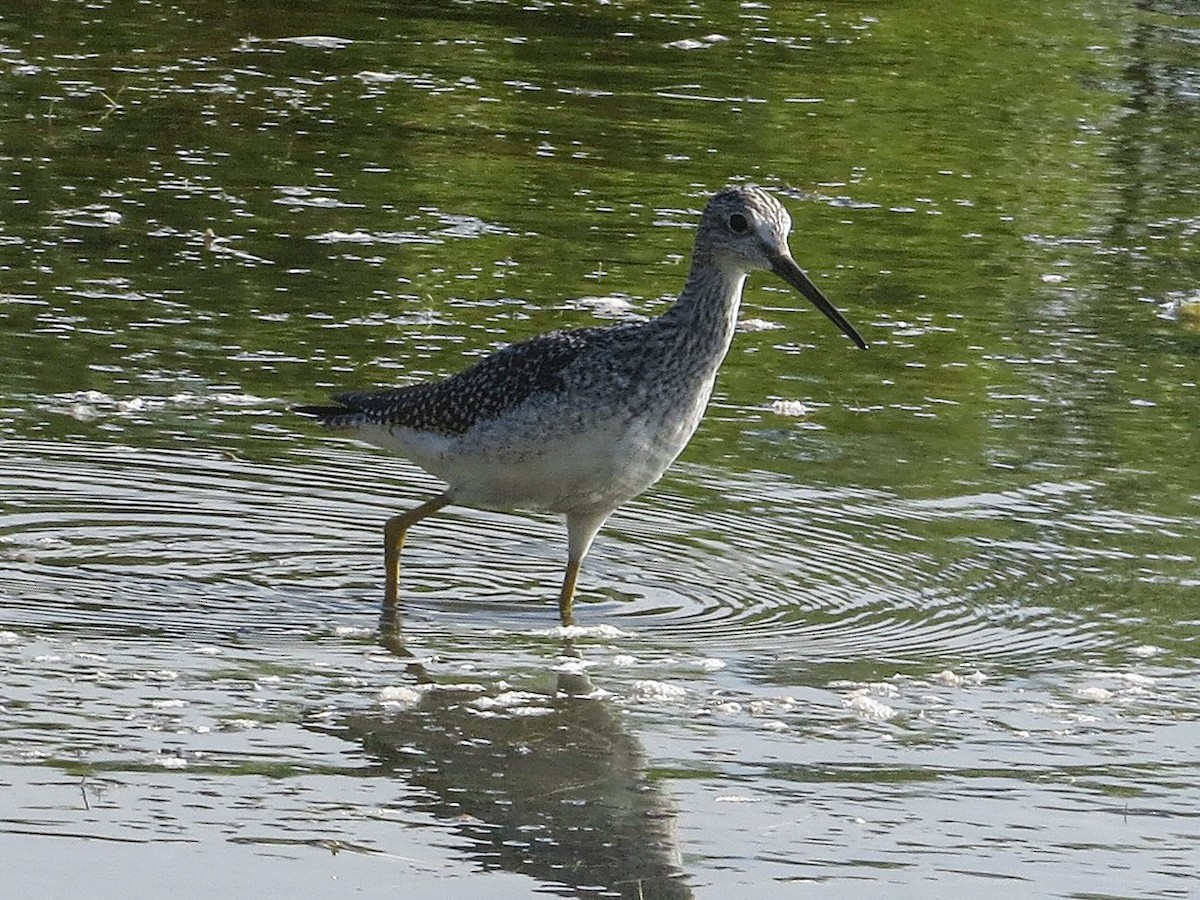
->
(311, 646), (693, 900)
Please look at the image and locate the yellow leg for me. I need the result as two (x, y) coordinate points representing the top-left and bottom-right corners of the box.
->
(559, 508), (609, 628)
(558, 555), (583, 627)
(383, 495), (451, 612)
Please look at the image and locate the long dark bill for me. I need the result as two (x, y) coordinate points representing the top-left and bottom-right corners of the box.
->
(769, 250), (868, 350)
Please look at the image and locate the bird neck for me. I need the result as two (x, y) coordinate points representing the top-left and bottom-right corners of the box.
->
(660, 253), (747, 361)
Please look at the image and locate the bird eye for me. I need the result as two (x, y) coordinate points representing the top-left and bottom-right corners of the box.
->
(727, 213), (750, 234)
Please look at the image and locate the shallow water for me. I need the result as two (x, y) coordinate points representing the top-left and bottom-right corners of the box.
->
(2, 1), (1199, 897)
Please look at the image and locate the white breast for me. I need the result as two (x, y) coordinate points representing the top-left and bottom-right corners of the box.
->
(371, 370), (718, 515)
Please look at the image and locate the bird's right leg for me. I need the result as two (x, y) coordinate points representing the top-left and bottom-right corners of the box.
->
(557, 554), (584, 628)
(383, 494), (451, 616)
(560, 509), (610, 627)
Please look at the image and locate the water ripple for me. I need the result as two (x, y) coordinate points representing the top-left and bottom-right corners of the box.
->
(3, 437), (1185, 670)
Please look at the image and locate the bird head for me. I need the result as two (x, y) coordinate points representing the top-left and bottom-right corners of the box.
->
(700, 185), (867, 350)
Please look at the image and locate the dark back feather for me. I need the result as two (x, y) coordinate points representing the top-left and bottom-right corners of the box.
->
(299, 326), (615, 435)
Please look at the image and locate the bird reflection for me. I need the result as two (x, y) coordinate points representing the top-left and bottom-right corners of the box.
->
(314, 672), (692, 899)
(376, 609), (597, 695)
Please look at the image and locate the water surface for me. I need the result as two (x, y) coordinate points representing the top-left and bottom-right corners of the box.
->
(2, 1), (1198, 897)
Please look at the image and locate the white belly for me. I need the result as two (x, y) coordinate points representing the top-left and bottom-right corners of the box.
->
(358, 375), (715, 515)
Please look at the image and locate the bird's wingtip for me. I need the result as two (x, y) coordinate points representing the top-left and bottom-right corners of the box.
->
(294, 404), (352, 423)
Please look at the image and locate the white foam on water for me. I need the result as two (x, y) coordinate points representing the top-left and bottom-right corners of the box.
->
(631, 680), (688, 703)
(378, 686), (425, 709)
(769, 399), (809, 417)
(524, 624), (634, 640)
(844, 693), (897, 721)
(471, 691), (548, 711)
(931, 669), (988, 687)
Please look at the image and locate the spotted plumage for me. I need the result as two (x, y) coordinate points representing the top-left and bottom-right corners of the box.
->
(298, 185), (867, 626)
(297, 326), (618, 435)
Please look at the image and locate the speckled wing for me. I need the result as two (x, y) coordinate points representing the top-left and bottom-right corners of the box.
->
(296, 326), (614, 435)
